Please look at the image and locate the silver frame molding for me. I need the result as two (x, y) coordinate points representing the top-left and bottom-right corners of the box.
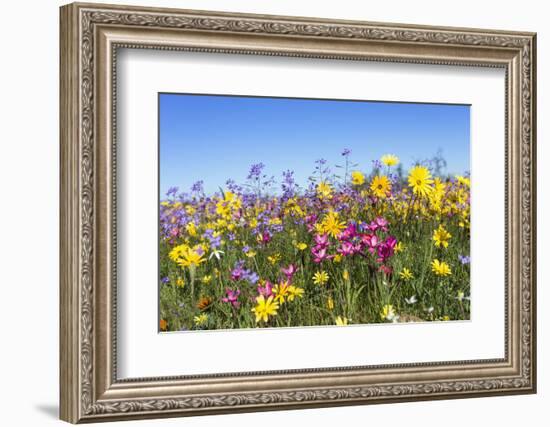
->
(60, 2), (537, 423)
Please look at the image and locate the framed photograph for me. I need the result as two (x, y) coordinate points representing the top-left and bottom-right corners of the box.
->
(60, 2), (537, 423)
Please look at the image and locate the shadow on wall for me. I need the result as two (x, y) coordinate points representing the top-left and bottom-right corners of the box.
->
(35, 404), (58, 419)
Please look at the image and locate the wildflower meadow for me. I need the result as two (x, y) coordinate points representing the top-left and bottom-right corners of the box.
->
(159, 151), (471, 332)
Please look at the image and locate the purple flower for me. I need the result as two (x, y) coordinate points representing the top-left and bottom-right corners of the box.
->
(190, 180), (204, 194)
(247, 162), (265, 181)
(222, 288), (241, 308)
(341, 148), (352, 157)
(281, 169), (298, 197)
(161, 276), (169, 284)
(225, 179), (243, 193)
(314, 158), (331, 177)
(245, 271), (259, 285)
(230, 261), (259, 285)
(166, 187), (178, 197)
(372, 160), (382, 169)
(230, 261), (245, 281)
(209, 235), (222, 249)
(459, 255), (471, 265)
(203, 228), (221, 249)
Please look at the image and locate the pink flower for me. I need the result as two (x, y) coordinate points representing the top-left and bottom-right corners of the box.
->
(312, 247), (333, 263)
(337, 241), (356, 256)
(281, 264), (297, 281)
(257, 281), (273, 298)
(221, 288), (241, 308)
(374, 217), (389, 231)
(378, 265), (393, 275)
(362, 234), (379, 254)
(314, 234), (329, 248)
(366, 217), (389, 233)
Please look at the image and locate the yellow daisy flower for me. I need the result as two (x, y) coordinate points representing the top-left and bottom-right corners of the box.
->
(351, 170), (365, 186)
(432, 224), (452, 248)
(370, 175), (392, 198)
(316, 181), (333, 199)
(399, 268), (414, 280)
(431, 259), (452, 276)
(313, 271), (329, 286)
(381, 154), (400, 167)
(251, 295), (279, 323)
(408, 166), (434, 197)
(320, 210), (346, 238)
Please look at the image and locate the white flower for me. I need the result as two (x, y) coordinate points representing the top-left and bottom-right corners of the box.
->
(382, 305), (399, 322)
(405, 295), (417, 305)
(209, 250), (224, 261)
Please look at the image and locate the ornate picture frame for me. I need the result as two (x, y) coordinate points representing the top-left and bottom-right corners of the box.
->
(60, 2), (536, 423)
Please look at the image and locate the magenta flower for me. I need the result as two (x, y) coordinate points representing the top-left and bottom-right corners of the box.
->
(222, 288), (241, 308)
(338, 223), (357, 241)
(376, 236), (397, 263)
(385, 235), (397, 248)
(305, 214), (318, 226)
(337, 241), (356, 256)
(312, 246), (333, 263)
(314, 234), (329, 248)
(366, 217), (389, 233)
(374, 217), (389, 231)
(259, 231), (271, 245)
(281, 264), (297, 281)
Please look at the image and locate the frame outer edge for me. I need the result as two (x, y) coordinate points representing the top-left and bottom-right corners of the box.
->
(60, 2), (537, 422)
(529, 33), (537, 393)
(60, 3), (81, 424)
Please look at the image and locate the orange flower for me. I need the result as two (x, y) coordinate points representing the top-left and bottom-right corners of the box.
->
(159, 319), (168, 331)
(197, 296), (213, 311)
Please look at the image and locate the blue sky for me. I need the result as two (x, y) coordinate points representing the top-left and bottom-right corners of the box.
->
(159, 93), (470, 196)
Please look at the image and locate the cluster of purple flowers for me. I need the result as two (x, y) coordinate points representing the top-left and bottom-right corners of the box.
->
(203, 228), (221, 249)
(281, 169), (298, 198)
(190, 180), (204, 195)
(230, 260), (259, 285)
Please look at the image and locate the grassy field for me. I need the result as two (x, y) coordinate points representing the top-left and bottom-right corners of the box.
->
(159, 152), (470, 332)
